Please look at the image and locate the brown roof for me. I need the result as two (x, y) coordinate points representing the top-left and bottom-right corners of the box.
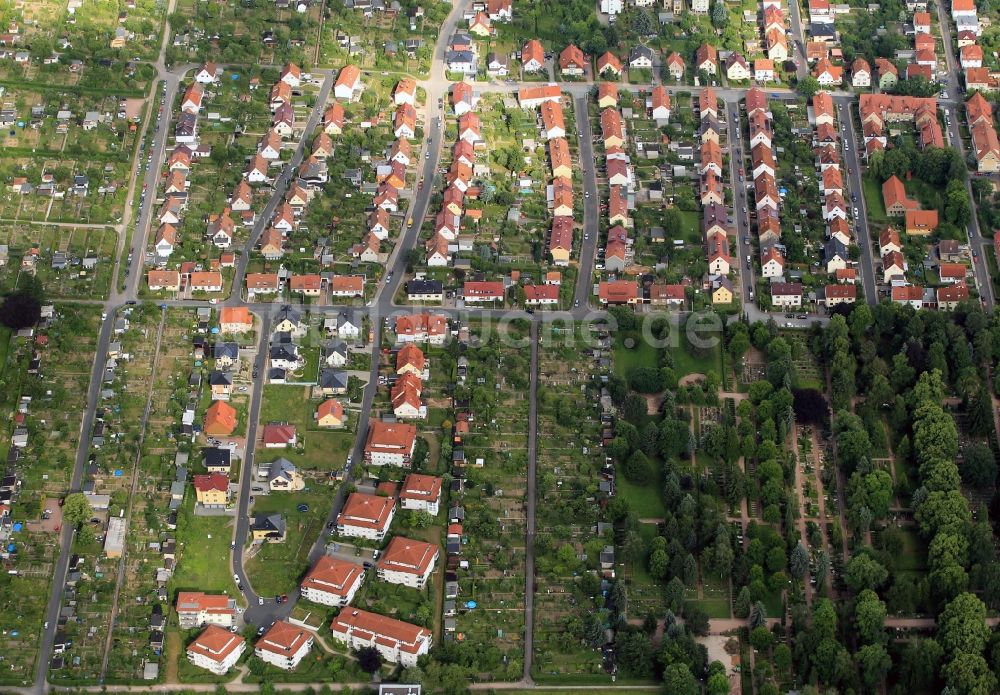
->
(189, 271), (222, 289)
(696, 43), (718, 67)
(204, 401), (237, 434)
(892, 285), (924, 301)
(324, 103), (345, 129)
(400, 473), (443, 503)
(939, 262), (968, 279)
(193, 473), (228, 493)
(177, 592), (234, 615)
(598, 280), (639, 303)
(377, 536), (438, 576)
(745, 87), (768, 116)
(330, 609), (430, 655)
(548, 137), (572, 171)
(967, 92), (993, 124)
(905, 209), (939, 231)
(771, 282), (803, 296)
(882, 175), (919, 211)
(290, 274), (323, 292)
(879, 228), (901, 249)
(255, 621), (311, 657)
(540, 101), (565, 133)
(335, 64), (361, 89)
(337, 492), (396, 531)
(246, 273), (280, 290)
(522, 39), (544, 66)
(548, 216), (574, 252)
(825, 284), (857, 299)
(187, 626), (244, 664)
(365, 421), (417, 454)
(148, 270), (180, 288)
(329, 276), (364, 294)
(262, 424), (296, 446)
(396, 344), (426, 373)
(938, 284), (970, 303)
(597, 52), (622, 73)
(559, 44), (586, 69)
(301, 556), (364, 595)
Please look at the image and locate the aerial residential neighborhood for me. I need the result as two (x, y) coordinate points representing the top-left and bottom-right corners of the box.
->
(0, 0), (999, 693)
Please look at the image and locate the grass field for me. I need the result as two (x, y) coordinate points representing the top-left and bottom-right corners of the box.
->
(170, 497), (241, 599)
(670, 339), (722, 379)
(613, 332), (661, 379)
(244, 489), (333, 596)
(259, 384), (356, 471)
(862, 175), (888, 224)
(678, 210), (702, 243)
(616, 475), (667, 519)
(0, 326), (11, 381)
(686, 598), (731, 618)
(895, 528), (927, 572)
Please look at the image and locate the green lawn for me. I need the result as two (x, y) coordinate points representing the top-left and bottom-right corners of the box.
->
(244, 489), (334, 596)
(685, 598), (731, 618)
(0, 325), (11, 381)
(613, 332), (661, 380)
(678, 210), (701, 243)
(862, 175), (888, 225)
(259, 385), (356, 471)
(669, 339), (722, 379)
(616, 475), (667, 519)
(895, 528), (927, 572)
(170, 497), (241, 599)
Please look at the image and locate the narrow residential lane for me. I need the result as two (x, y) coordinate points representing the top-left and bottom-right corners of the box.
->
(231, 73), (335, 299)
(933, 2), (994, 309)
(232, 311), (272, 620)
(835, 95), (879, 305)
(574, 94), (600, 308)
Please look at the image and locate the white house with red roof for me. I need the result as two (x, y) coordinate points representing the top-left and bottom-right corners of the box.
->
(399, 473), (444, 515)
(330, 609), (432, 667)
(187, 626), (245, 675)
(376, 536), (440, 589)
(176, 592), (237, 629)
(336, 492), (397, 540)
(254, 621), (313, 671)
(300, 556), (366, 607)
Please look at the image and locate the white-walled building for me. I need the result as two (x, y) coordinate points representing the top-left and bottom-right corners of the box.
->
(399, 473), (443, 515)
(187, 625), (245, 675)
(300, 556), (366, 607)
(329, 609), (432, 667)
(376, 537), (440, 589)
(254, 621), (313, 671)
(336, 492), (397, 540)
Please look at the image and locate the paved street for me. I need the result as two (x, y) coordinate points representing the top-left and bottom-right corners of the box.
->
(934, 1), (995, 309)
(231, 313), (272, 616)
(574, 94), (601, 308)
(835, 95), (879, 305)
